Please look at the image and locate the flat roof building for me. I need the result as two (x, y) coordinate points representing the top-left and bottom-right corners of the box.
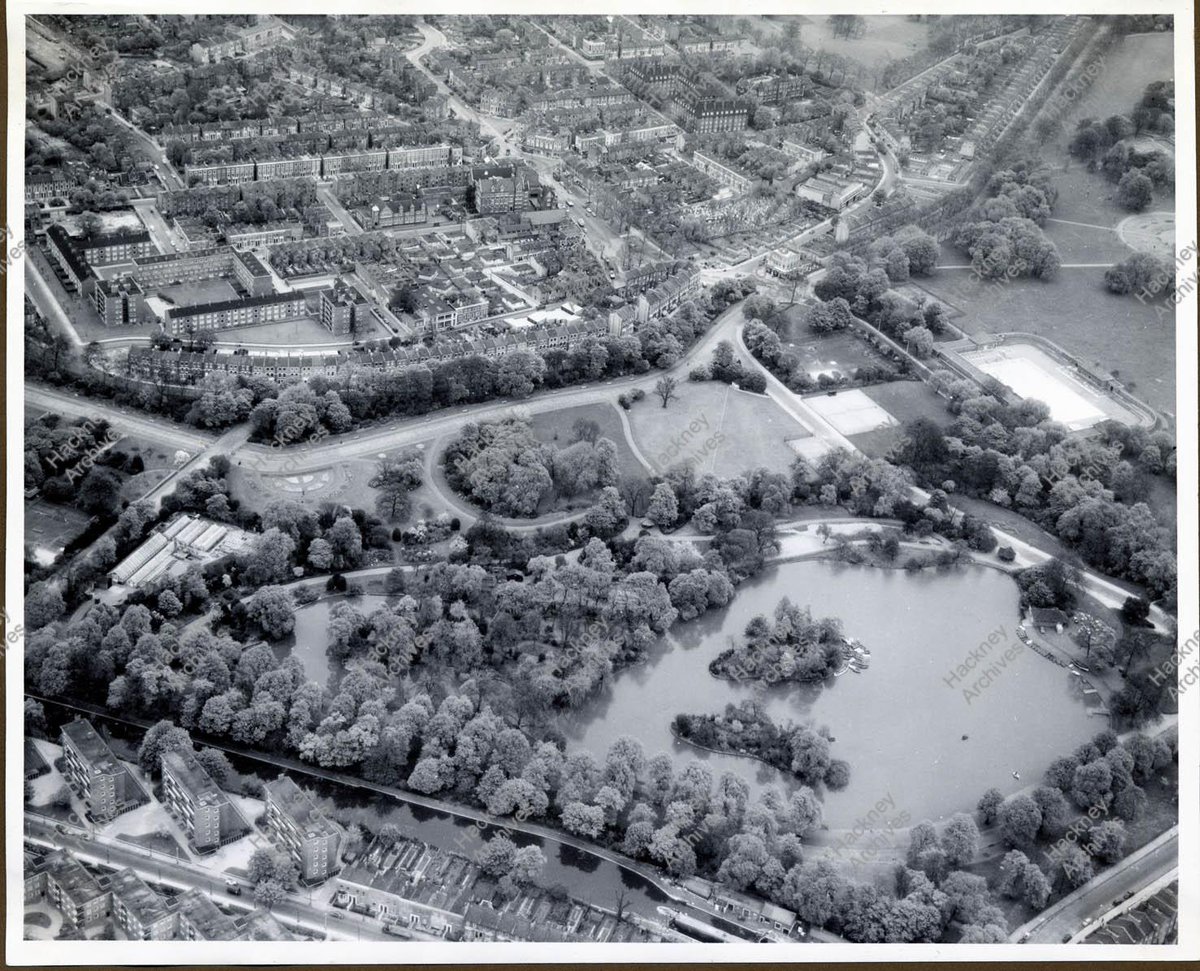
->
(161, 749), (250, 853)
(263, 775), (342, 884)
(27, 850), (110, 927)
(110, 868), (176, 940)
(60, 719), (146, 823)
(94, 276), (146, 327)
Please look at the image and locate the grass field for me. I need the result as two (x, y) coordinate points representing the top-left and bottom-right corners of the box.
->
(530, 401), (646, 480)
(25, 499), (92, 563)
(780, 314), (889, 379)
(920, 269), (1175, 417)
(1039, 32), (1175, 166)
(918, 32), (1177, 423)
(231, 455), (383, 517)
(111, 435), (181, 501)
(795, 14), (932, 70)
(849, 379), (951, 457)
(627, 379), (810, 478)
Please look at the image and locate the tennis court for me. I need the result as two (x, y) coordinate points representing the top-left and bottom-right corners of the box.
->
(804, 388), (900, 436)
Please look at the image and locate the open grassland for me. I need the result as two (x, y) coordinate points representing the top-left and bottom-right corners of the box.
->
(627, 379), (811, 478)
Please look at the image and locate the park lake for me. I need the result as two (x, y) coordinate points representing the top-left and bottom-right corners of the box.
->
(561, 560), (1100, 829)
(284, 561), (1100, 833)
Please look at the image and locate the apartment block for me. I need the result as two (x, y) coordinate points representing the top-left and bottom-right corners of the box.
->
(470, 163), (531, 215)
(232, 249), (276, 296)
(94, 276), (146, 327)
(263, 776), (342, 883)
(320, 150), (388, 177)
(165, 290), (309, 335)
(183, 160), (256, 185)
(73, 229), (156, 266)
(26, 850), (109, 927)
(132, 247), (235, 288)
(254, 156), (321, 181)
(110, 869), (176, 940)
(46, 224), (95, 291)
(60, 719), (146, 823)
(780, 140), (826, 165)
(26, 169), (73, 203)
(161, 749), (250, 853)
(319, 281), (371, 336)
(680, 94), (751, 133)
(173, 888), (243, 940)
(688, 152), (752, 193)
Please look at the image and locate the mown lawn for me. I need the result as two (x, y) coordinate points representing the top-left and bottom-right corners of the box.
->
(530, 401), (645, 480)
(626, 379), (811, 478)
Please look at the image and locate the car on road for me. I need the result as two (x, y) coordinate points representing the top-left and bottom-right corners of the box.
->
(1061, 933), (1072, 943)
(54, 823), (70, 835)
(329, 911), (345, 921)
(225, 879), (242, 896)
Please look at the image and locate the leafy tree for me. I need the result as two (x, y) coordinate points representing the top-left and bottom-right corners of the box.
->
(243, 529), (297, 586)
(193, 747), (233, 787)
(654, 375), (678, 408)
(25, 583), (65, 631)
(137, 721), (193, 775)
(370, 453), (424, 522)
(1116, 170), (1153, 212)
(252, 879), (286, 909)
(1086, 819), (1127, 864)
(941, 813), (979, 868)
(477, 834), (518, 877)
(645, 482), (679, 528)
(245, 585), (296, 640)
(977, 787), (1004, 825)
(998, 793), (1042, 848)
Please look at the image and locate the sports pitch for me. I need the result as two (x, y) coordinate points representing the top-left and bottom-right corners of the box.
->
(803, 388), (900, 436)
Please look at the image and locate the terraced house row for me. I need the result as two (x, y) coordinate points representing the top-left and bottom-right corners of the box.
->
(183, 144), (464, 186)
(126, 316), (614, 384)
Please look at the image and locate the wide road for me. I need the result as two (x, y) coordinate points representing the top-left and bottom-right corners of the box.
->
(131, 197), (181, 254)
(1010, 827), (1179, 944)
(24, 815), (390, 941)
(102, 101), (185, 191)
(228, 297), (743, 476)
(25, 384), (212, 451)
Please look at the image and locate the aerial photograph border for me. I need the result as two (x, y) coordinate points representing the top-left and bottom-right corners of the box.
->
(5, 0), (1197, 964)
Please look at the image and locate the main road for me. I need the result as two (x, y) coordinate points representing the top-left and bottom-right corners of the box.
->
(1010, 827), (1179, 944)
(24, 814), (391, 941)
(102, 101), (186, 191)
